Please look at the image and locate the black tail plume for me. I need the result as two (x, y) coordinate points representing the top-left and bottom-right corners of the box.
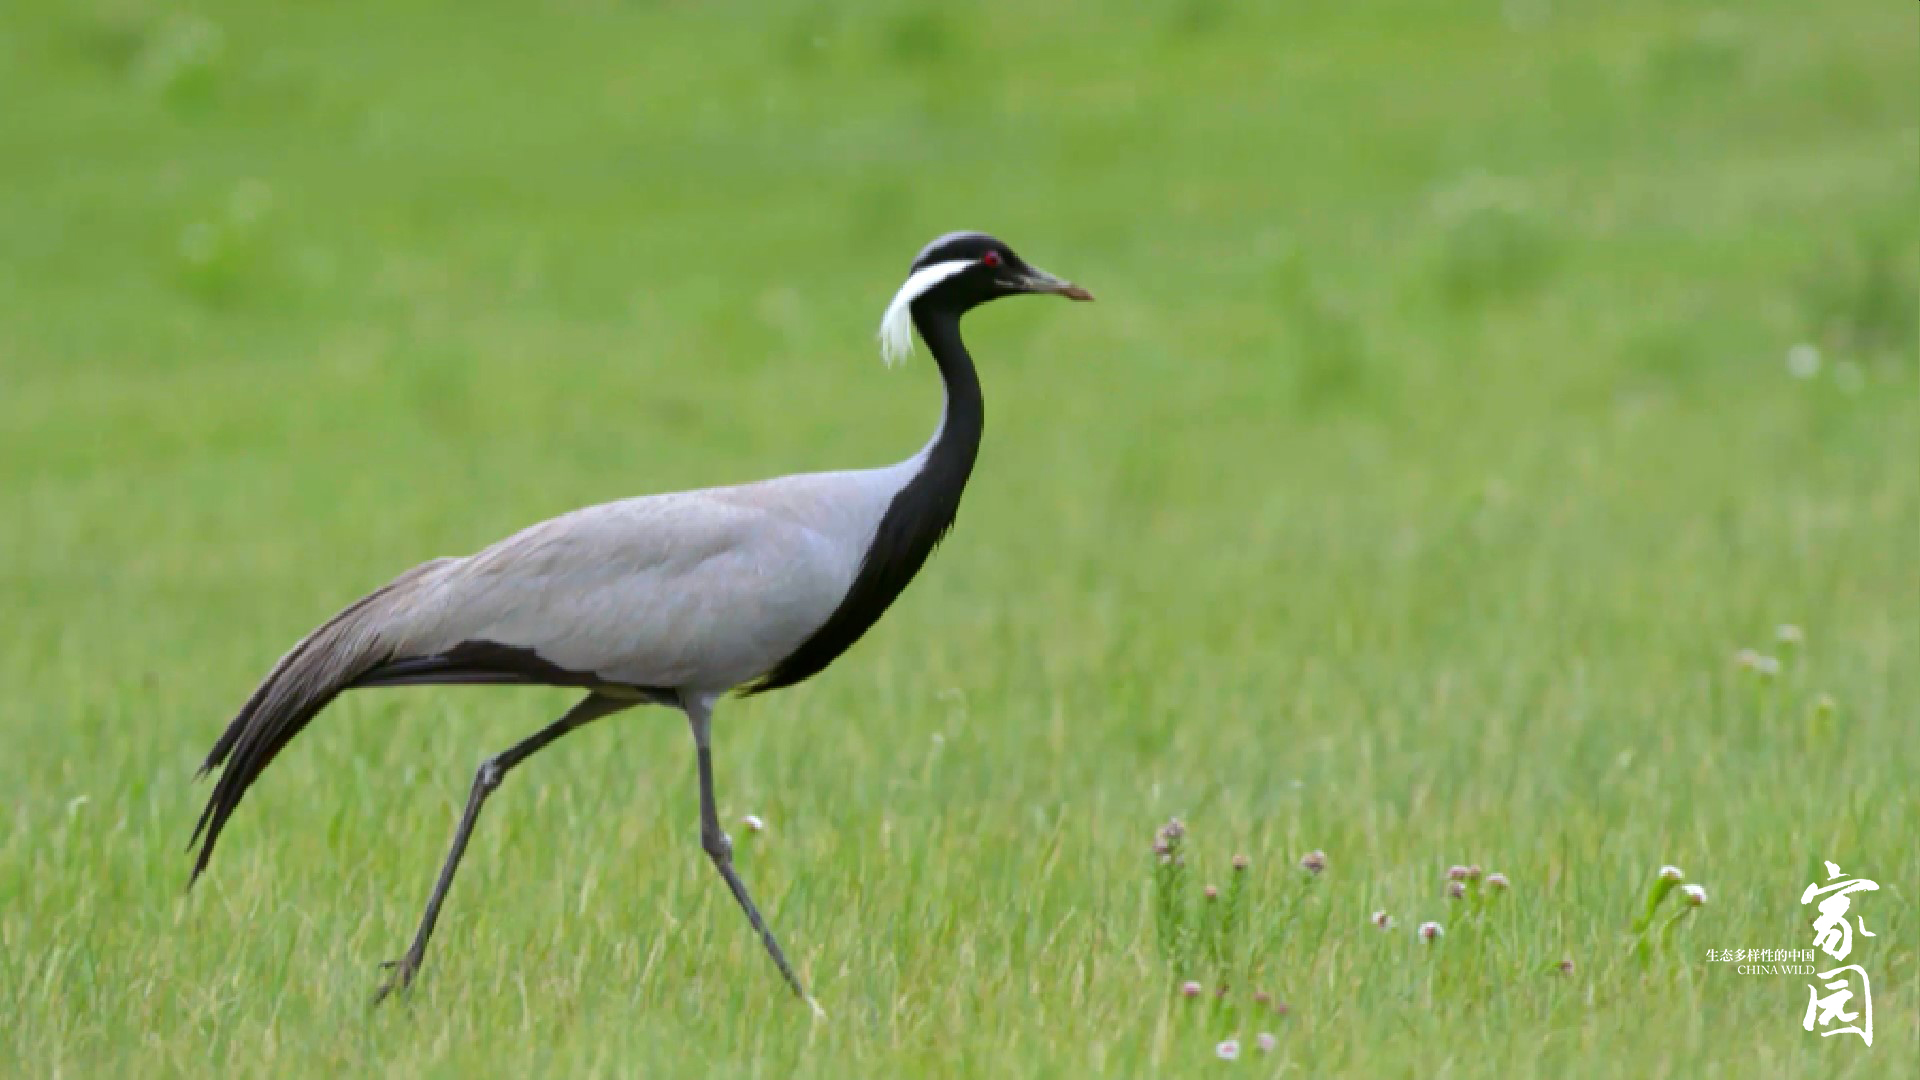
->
(188, 561), (451, 884)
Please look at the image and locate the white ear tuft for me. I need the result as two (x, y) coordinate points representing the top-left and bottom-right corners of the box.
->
(877, 259), (975, 366)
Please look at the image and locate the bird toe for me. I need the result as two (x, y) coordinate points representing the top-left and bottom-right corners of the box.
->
(370, 956), (419, 1005)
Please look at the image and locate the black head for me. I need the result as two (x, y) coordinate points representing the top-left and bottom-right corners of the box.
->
(879, 232), (1091, 363)
(908, 231), (1093, 306)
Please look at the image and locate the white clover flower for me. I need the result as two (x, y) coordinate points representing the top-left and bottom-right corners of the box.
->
(1418, 921), (1444, 942)
(1786, 343), (1822, 379)
(1486, 872), (1511, 892)
(1255, 1032), (1277, 1053)
(1660, 865), (1685, 883)
(1682, 884), (1708, 907)
(740, 813), (766, 833)
(1775, 623), (1805, 646)
(1371, 910), (1394, 930)
(1181, 980), (1203, 998)
(1215, 1039), (1241, 1061)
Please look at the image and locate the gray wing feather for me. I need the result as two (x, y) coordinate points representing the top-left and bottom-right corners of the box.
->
(394, 471), (902, 691)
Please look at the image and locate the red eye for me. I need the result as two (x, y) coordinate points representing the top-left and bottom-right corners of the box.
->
(981, 251), (1002, 268)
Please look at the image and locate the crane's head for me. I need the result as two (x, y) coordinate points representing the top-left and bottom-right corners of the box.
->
(878, 232), (1092, 365)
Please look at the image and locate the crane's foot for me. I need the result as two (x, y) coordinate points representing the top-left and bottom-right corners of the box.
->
(371, 954), (421, 1006)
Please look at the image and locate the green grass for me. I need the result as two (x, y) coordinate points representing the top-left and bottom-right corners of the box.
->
(3, 0), (1916, 1075)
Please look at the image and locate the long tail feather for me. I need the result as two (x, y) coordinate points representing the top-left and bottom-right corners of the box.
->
(188, 559), (452, 885)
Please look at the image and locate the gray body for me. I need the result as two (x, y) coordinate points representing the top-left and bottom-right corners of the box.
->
(351, 446), (929, 695)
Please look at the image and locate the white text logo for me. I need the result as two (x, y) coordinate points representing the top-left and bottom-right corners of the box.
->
(1800, 860), (1877, 1047)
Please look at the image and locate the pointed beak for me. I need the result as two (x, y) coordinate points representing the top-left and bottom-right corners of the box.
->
(1015, 266), (1095, 302)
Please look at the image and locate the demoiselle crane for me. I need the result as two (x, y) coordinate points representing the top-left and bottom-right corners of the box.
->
(187, 232), (1092, 1009)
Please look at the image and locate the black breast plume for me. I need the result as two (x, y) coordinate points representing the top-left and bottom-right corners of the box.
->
(744, 307), (983, 694)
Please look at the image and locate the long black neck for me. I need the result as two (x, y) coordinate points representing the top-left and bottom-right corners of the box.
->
(913, 304), (985, 483)
(743, 303), (984, 694)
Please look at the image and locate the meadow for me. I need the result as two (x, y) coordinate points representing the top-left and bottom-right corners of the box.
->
(2, 1), (1915, 1075)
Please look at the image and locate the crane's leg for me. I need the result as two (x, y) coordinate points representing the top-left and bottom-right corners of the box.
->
(683, 694), (823, 1016)
(373, 692), (632, 1004)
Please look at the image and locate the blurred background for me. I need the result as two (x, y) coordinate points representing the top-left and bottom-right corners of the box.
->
(2, 1), (1915, 1075)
